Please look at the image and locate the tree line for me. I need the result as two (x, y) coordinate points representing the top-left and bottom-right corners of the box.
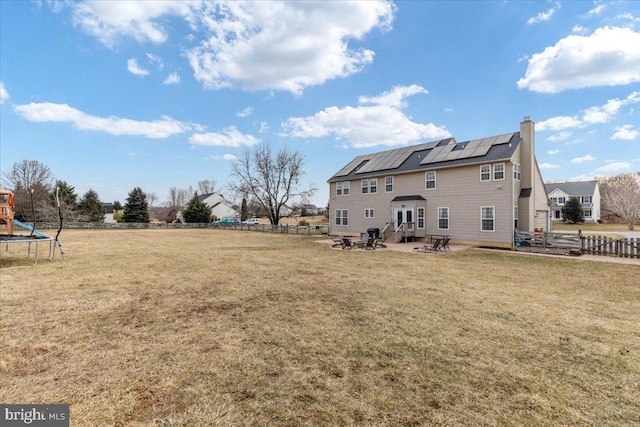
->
(1, 143), (318, 225)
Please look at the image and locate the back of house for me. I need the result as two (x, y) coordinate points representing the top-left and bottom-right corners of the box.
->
(327, 116), (550, 247)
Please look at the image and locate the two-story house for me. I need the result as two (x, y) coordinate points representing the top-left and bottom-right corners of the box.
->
(327, 116), (550, 247)
(544, 181), (601, 223)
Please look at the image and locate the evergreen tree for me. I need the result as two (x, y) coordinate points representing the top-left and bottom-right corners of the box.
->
(241, 197), (248, 221)
(55, 180), (78, 207)
(122, 187), (150, 223)
(113, 200), (122, 211)
(561, 196), (584, 224)
(182, 193), (212, 223)
(78, 189), (105, 222)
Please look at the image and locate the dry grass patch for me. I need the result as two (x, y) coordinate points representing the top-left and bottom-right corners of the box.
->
(1, 229), (639, 426)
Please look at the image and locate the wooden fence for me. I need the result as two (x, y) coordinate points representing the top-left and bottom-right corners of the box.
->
(29, 221), (330, 236)
(580, 235), (639, 258)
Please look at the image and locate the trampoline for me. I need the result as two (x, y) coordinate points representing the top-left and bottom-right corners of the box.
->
(1, 188), (64, 266)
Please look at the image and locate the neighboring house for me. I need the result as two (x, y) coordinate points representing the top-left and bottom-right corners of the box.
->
(327, 116), (550, 247)
(300, 204), (319, 216)
(545, 181), (601, 223)
(199, 193), (239, 220)
(103, 203), (114, 223)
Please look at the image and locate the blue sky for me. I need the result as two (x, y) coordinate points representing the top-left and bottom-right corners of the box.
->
(1, 1), (639, 208)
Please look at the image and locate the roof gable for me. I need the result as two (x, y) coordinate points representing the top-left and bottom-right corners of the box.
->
(544, 181), (597, 196)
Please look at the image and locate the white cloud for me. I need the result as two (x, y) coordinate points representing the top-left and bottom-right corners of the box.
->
(527, 7), (556, 25)
(14, 102), (194, 138)
(186, 1), (395, 94)
(0, 82), (9, 104)
(359, 84), (427, 108)
(517, 27), (640, 93)
(587, 4), (607, 16)
(189, 126), (260, 147)
(539, 163), (559, 169)
(572, 25), (587, 34)
(163, 72), (180, 85)
(537, 91), (640, 131)
(127, 58), (150, 76)
(596, 161), (631, 173)
(281, 85), (450, 148)
(209, 154), (239, 161)
(258, 121), (269, 133)
(611, 124), (639, 140)
(546, 131), (573, 141)
(146, 53), (164, 70)
(443, 107), (454, 113)
(548, 149), (560, 155)
(581, 98), (624, 124)
(571, 154), (595, 164)
(70, 1), (192, 47)
(536, 116), (582, 131)
(237, 107), (254, 118)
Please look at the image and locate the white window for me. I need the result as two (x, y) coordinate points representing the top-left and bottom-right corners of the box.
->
(362, 178), (377, 194)
(551, 196), (566, 205)
(480, 165), (491, 181)
(554, 210), (562, 220)
(438, 207), (449, 230)
(385, 176), (394, 193)
(584, 209), (592, 218)
(481, 206), (495, 232)
(513, 163), (521, 181)
(417, 207), (425, 229)
(361, 180), (369, 194)
(335, 209), (348, 226)
(425, 171), (436, 190)
(336, 182), (342, 196)
(493, 163), (505, 181)
(364, 208), (374, 218)
(370, 178), (377, 194)
(343, 182), (350, 196)
(581, 196), (592, 204)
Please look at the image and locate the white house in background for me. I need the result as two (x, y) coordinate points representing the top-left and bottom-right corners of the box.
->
(545, 181), (601, 223)
(199, 193), (239, 220)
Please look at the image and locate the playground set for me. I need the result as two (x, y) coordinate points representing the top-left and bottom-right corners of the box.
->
(0, 187), (65, 266)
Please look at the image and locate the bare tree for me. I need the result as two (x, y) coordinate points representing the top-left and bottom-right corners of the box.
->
(198, 179), (219, 195)
(1, 159), (55, 222)
(599, 172), (640, 230)
(229, 143), (317, 225)
(164, 187), (190, 208)
(146, 192), (158, 219)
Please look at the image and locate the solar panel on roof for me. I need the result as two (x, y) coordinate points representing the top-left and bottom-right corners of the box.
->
(443, 148), (464, 161)
(457, 138), (482, 159)
(356, 145), (416, 174)
(431, 143), (455, 163)
(470, 143), (492, 157)
(479, 135), (498, 146)
(493, 133), (513, 145)
(335, 156), (368, 177)
(419, 145), (445, 165)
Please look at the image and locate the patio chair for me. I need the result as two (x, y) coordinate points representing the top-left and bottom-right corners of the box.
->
(413, 237), (443, 254)
(341, 237), (356, 250)
(363, 236), (376, 250)
(441, 236), (451, 252)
